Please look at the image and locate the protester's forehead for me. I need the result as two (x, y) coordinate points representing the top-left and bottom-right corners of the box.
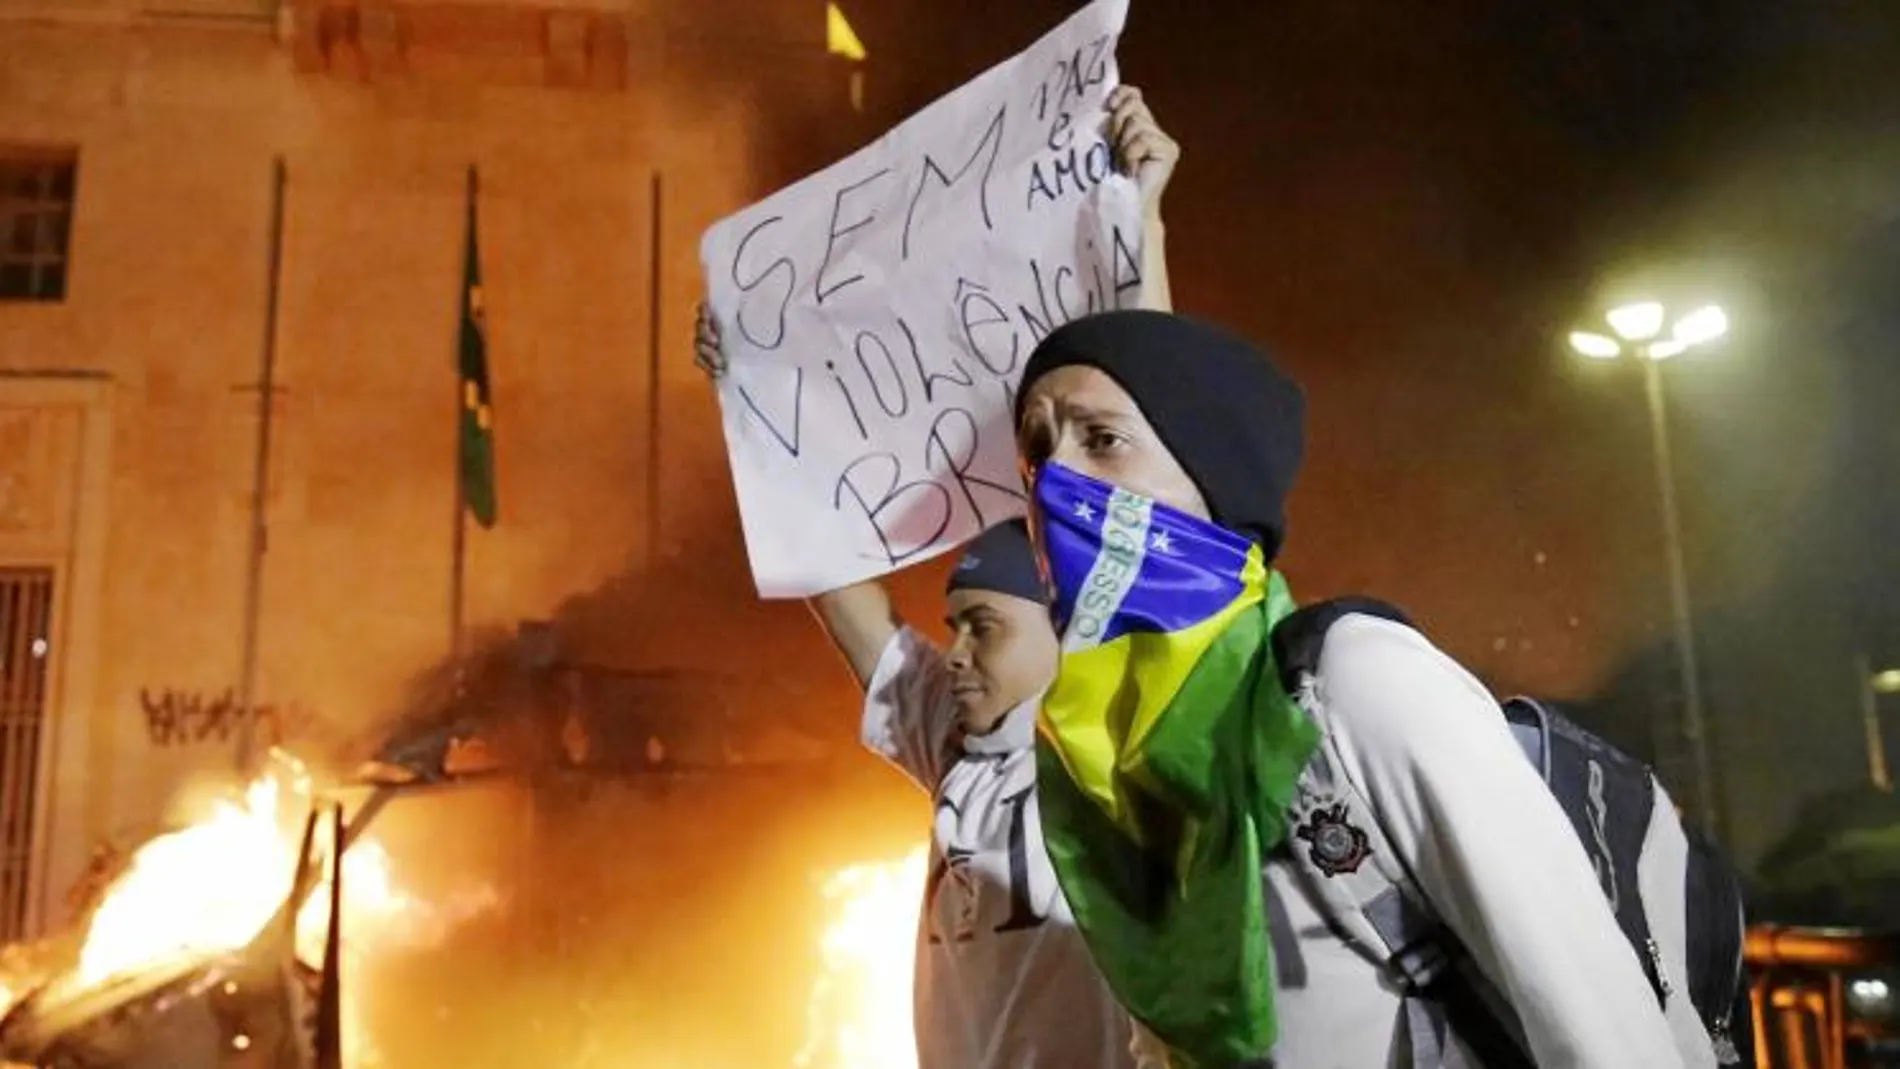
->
(1020, 364), (1142, 420)
(946, 587), (1042, 619)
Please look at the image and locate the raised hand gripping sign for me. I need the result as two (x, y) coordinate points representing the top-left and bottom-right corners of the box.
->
(701, 0), (1140, 599)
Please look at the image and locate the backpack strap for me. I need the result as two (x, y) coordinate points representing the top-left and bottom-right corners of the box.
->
(1274, 597), (1430, 976)
(1276, 598), (1505, 1069)
(1271, 597), (1414, 695)
(1287, 727), (1474, 1067)
(1273, 599), (1560, 1068)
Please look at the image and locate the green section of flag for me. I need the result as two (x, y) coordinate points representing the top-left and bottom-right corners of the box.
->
(1037, 574), (1319, 1068)
(458, 173), (496, 528)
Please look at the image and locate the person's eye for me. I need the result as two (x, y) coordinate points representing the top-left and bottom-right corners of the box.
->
(1083, 426), (1130, 454)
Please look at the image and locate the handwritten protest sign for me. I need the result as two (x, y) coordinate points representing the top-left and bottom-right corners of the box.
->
(701, 0), (1140, 598)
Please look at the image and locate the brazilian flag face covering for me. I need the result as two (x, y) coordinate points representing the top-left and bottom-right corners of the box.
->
(1030, 460), (1321, 1068)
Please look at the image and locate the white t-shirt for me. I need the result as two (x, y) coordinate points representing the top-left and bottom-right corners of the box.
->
(1132, 613), (1715, 1069)
(862, 627), (1137, 1069)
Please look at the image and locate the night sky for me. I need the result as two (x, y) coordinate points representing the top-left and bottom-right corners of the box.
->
(825, 0), (1900, 865)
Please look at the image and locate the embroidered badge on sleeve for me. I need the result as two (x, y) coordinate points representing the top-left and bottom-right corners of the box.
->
(1295, 802), (1372, 877)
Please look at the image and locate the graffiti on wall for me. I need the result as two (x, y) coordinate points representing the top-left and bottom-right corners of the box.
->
(137, 687), (311, 749)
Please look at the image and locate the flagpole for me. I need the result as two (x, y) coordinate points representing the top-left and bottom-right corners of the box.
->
(450, 164), (476, 686)
(236, 156), (287, 776)
(645, 169), (663, 569)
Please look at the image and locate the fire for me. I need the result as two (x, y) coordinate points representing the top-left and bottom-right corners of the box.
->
(294, 837), (416, 967)
(69, 753), (407, 989)
(796, 845), (927, 1069)
(26, 758), (930, 1068)
(75, 768), (305, 986)
(44, 751), (433, 1069)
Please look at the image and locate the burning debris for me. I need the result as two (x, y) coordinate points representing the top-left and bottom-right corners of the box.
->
(0, 937), (315, 1069)
(0, 753), (429, 1069)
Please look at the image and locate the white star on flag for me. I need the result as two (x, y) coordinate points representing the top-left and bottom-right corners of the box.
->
(1073, 500), (1097, 522)
(1150, 530), (1175, 554)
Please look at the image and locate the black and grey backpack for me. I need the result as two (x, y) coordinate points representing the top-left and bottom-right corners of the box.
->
(1270, 597), (1751, 1068)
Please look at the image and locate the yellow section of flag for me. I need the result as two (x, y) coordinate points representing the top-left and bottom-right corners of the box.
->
(1038, 544), (1268, 844)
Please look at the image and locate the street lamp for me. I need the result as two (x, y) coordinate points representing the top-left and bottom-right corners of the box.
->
(1568, 300), (1730, 835)
(1859, 657), (1900, 792)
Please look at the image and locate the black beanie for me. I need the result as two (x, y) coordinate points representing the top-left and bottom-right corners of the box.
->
(946, 519), (1048, 605)
(1015, 310), (1306, 559)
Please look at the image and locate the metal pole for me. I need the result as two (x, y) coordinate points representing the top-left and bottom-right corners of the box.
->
(1856, 653), (1892, 792)
(1643, 358), (1720, 836)
(237, 157), (288, 775)
(645, 170), (664, 569)
(314, 803), (345, 1069)
(450, 422), (468, 672)
(450, 166), (475, 679)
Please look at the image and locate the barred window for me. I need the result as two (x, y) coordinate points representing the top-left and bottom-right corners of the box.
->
(0, 567), (52, 941)
(0, 150), (77, 303)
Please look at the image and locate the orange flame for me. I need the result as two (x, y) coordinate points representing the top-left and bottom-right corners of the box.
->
(796, 845), (926, 1069)
(46, 753), (450, 1067)
(22, 753), (923, 1068)
(75, 769), (304, 986)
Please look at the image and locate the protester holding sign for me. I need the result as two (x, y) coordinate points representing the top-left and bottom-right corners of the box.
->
(698, 83), (1175, 1069)
(1014, 310), (1710, 1068)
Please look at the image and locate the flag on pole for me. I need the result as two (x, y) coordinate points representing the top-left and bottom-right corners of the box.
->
(458, 166), (497, 528)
